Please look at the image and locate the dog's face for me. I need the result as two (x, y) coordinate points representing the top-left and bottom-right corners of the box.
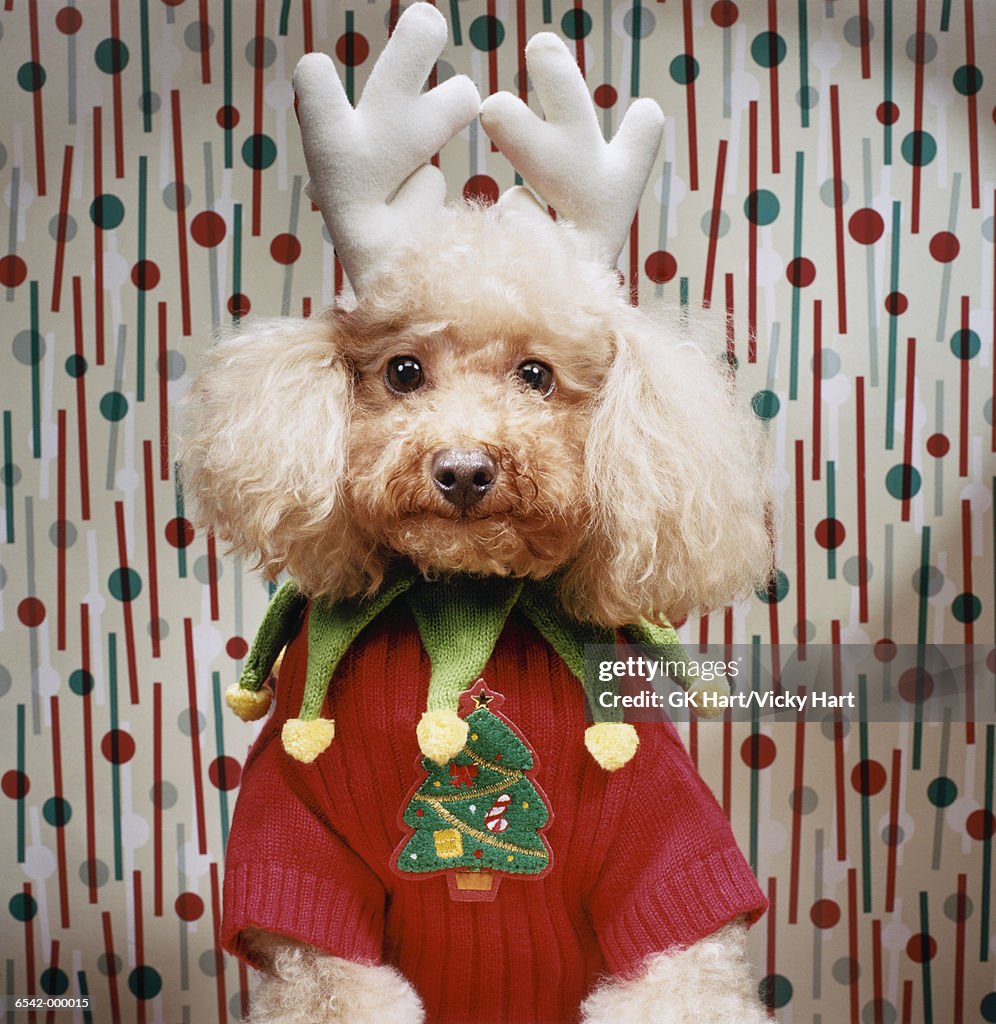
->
(344, 317), (612, 580)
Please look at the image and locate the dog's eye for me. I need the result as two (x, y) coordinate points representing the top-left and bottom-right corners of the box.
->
(385, 356), (424, 394)
(516, 360), (555, 397)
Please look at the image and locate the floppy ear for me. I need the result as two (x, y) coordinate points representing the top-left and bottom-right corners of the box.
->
(180, 314), (366, 598)
(561, 307), (771, 626)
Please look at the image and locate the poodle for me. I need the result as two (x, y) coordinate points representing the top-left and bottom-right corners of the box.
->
(181, 6), (772, 1022)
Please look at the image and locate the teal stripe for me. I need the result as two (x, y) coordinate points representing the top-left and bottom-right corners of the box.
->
(748, 637), (761, 874)
(858, 675), (872, 912)
(232, 203), (243, 327)
(885, 201), (901, 449)
(981, 724), (994, 961)
(136, 156), (148, 402)
(883, 0), (893, 164)
(345, 11), (355, 105)
(211, 672), (230, 848)
(223, 0), (233, 168)
(914, 526), (931, 770)
(3, 411), (14, 542)
(450, 0), (463, 45)
(139, 0), (152, 132)
(542, 0), (552, 26)
(679, 276), (689, 314)
(797, 0), (810, 128)
(16, 705), (25, 863)
(109, 634), (124, 881)
(918, 892), (933, 1023)
(789, 151), (804, 400)
(77, 971), (93, 1024)
(826, 460), (837, 579)
(940, 0), (952, 31)
(630, 0), (642, 97)
(30, 282), (41, 458)
(278, 0), (291, 36)
(174, 470), (188, 578)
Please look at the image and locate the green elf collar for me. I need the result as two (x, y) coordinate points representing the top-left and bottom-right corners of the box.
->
(225, 570), (719, 770)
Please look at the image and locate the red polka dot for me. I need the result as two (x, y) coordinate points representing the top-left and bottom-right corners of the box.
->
(898, 668), (933, 703)
(101, 729), (136, 764)
(851, 759), (887, 795)
(462, 174), (499, 205)
(740, 734), (776, 769)
(848, 208), (885, 244)
(494, 754), (502, 762)
(165, 517), (194, 548)
(473, 850), (483, 859)
(0, 255), (28, 288)
(216, 105), (240, 129)
(786, 257), (816, 287)
(710, 1), (739, 27)
(208, 756), (242, 791)
(884, 291), (908, 315)
(810, 898), (840, 928)
(906, 933), (937, 963)
(815, 517), (845, 549)
(967, 809), (996, 841)
(926, 433), (950, 458)
(2, 770), (30, 799)
(175, 892), (204, 921)
(415, 808), (424, 817)
(226, 636), (249, 659)
(876, 101), (900, 125)
(645, 250), (677, 284)
(228, 293), (251, 316)
(17, 598), (46, 627)
(335, 31), (370, 66)
(270, 233), (301, 265)
(190, 211), (226, 247)
(874, 638), (897, 662)
(928, 231), (959, 263)
(593, 84), (618, 108)
(161, 0), (185, 7)
(56, 7), (83, 33)
(131, 260), (160, 290)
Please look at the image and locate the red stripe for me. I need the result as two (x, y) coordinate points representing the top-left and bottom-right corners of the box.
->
(198, 0), (212, 82)
(901, 979), (913, 1024)
(50, 697), (70, 927)
(486, 0), (499, 97)
(207, 530), (220, 620)
(954, 873), (967, 1023)
(302, 0), (313, 53)
(766, 0), (780, 174)
(573, 0), (585, 77)
(832, 621), (846, 861)
(153, 683), (163, 915)
(28, 0), (46, 195)
(702, 139), (728, 307)
(210, 863), (228, 1023)
(698, 613), (709, 649)
(170, 92), (192, 334)
(959, 296), (969, 478)
(302, 296), (312, 317)
(238, 960), (251, 1020)
(765, 876), (776, 1018)
(81, 604), (98, 903)
(102, 911), (122, 1022)
(829, 85), (847, 333)
(50, 146), (74, 311)
(872, 918), (884, 1023)
(388, 0), (401, 34)
(252, 1), (265, 234)
(157, 303), (169, 480)
(93, 108), (106, 364)
(114, 502), (140, 704)
(682, 0), (699, 190)
(517, 0), (528, 102)
(794, 442), (807, 658)
(847, 868), (859, 1024)
(72, 278), (92, 519)
(133, 871), (146, 1024)
(185, 618), (209, 854)
(725, 273), (735, 362)
(747, 101), (758, 362)
(143, 442), (162, 657)
(56, 410), (67, 651)
(629, 213), (639, 306)
(788, 693), (805, 923)
(110, 0), (124, 178)
(812, 300), (822, 480)
(859, 0), (871, 78)
(964, 0), (979, 208)
(901, 337), (916, 522)
(885, 748), (901, 912)
(855, 378), (869, 621)
(911, 0), (926, 233)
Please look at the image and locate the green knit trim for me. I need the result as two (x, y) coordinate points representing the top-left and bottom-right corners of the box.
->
(237, 580), (308, 692)
(621, 619), (691, 689)
(404, 577), (523, 714)
(298, 571), (416, 721)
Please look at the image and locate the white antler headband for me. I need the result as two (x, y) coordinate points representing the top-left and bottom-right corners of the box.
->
(293, 3), (480, 297)
(481, 33), (665, 267)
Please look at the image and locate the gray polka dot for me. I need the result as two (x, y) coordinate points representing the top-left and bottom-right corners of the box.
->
(436, 59), (456, 84)
(882, 823), (905, 844)
(983, 216), (995, 244)
(193, 554), (223, 585)
(139, 91), (161, 116)
(820, 178), (849, 207)
(158, 349), (187, 380)
(814, 348), (841, 378)
(701, 209), (730, 238)
(843, 16), (874, 47)
(832, 957), (860, 985)
(906, 32), (937, 63)
(178, 709), (206, 736)
(13, 329), (45, 366)
(796, 86), (818, 111)
(913, 565), (944, 597)
(624, 7), (655, 38)
(0, 142), (7, 172)
(821, 712), (850, 740)
(0, 664), (11, 698)
(795, 619), (816, 643)
(148, 618), (170, 641)
(49, 213), (77, 243)
(163, 181), (191, 212)
(49, 520), (78, 548)
(230, 993), (245, 1020)
(1, 464), (22, 487)
(943, 891), (972, 921)
(843, 556), (873, 586)
(789, 785), (818, 814)
(151, 781), (178, 809)
(985, 397), (992, 426)
(863, 999), (896, 1024)
(80, 858), (110, 889)
(245, 36), (276, 68)
(0, 564), (6, 590)
(97, 952), (121, 977)
(199, 949), (220, 977)
(186, 21), (216, 52)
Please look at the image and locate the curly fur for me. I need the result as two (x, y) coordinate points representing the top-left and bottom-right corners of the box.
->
(182, 202), (769, 625)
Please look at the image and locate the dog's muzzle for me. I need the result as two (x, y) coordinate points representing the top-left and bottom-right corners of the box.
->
(430, 448), (497, 511)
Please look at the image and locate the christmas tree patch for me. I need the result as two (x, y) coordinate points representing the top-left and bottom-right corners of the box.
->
(394, 679), (553, 901)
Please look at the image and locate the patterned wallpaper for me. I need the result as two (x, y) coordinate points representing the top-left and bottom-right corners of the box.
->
(1, 1), (994, 1022)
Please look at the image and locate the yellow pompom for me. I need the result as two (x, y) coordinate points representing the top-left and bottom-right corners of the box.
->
(584, 722), (639, 771)
(687, 680), (731, 720)
(417, 710), (469, 765)
(225, 683), (273, 722)
(281, 717), (335, 763)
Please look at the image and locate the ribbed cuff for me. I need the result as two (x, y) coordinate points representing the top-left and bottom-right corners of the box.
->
(222, 861), (384, 967)
(598, 846), (768, 976)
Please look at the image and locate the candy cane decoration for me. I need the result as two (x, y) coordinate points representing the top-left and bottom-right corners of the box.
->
(485, 794), (512, 832)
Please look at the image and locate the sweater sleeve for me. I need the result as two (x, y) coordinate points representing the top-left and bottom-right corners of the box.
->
(585, 722), (767, 977)
(221, 728), (387, 968)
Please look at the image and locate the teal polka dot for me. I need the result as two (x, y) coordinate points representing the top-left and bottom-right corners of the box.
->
(927, 776), (957, 807)
(952, 592), (981, 623)
(65, 354), (87, 378)
(69, 669), (94, 696)
(100, 391), (129, 421)
(885, 464), (921, 500)
(17, 61), (46, 91)
(469, 15), (504, 51)
(751, 32), (786, 67)
(40, 967), (69, 996)
(981, 991), (996, 1022)
(109, 568), (142, 602)
(129, 965), (163, 1000)
(752, 390), (780, 419)
(744, 189), (779, 225)
(9, 892), (37, 921)
(669, 54), (699, 85)
(43, 796), (72, 827)
(950, 328), (980, 360)
(241, 133), (276, 170)
(560, 9), (592, 40)
(953, 64), (983, 96)
(758, 974), (793, 1009)
(90, 194), (125, 230)
(901, 130), (937, 167)
(95, 38), (129, 74)
(757, 569), (789, 604)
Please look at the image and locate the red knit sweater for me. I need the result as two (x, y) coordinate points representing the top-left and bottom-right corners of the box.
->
(222, 602), (766, 1024)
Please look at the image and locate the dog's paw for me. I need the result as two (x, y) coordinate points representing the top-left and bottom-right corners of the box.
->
(246, 942), (424, 1024)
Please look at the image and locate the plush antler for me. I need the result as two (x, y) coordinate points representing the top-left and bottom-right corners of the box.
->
(293, 3), (480, 297)
(480, 33), (664, 267)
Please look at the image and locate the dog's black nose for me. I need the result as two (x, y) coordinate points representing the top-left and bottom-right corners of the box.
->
(430, 448), (497, 510)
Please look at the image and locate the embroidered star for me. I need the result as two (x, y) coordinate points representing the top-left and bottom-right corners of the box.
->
(473, 689), (494, 710)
